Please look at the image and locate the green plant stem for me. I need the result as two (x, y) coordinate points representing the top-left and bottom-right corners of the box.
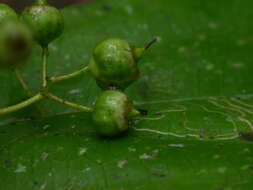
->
(15, 68), (47, 115)
(42, 47), (49, 88)
(46, 93), (93, 112)
(49, 66), (89, 83)
(14, 68), (33, 97)
(0, 93), (44, 115)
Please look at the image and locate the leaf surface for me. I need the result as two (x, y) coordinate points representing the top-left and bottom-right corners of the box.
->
(0, 0), (253, 189)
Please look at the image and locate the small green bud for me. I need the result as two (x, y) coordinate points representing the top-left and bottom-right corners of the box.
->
(21, 0), (64, 47)
(92, 90), (140, 137)
(0, 4), (18, 24)
(0, 21), (32, 68)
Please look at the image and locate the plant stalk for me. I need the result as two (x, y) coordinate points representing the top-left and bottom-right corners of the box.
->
(0, 93), (44, 116)
(46, 93), (93, 112)
(42, 47), (49, 88)
(15, 68), (47, 115)
(49, 66), (89, 84)
(15, 68), (33, 97)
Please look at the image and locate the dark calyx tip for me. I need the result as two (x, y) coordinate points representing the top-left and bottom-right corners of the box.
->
(144, 38), (158, 50)
(138, 109), (148, 116)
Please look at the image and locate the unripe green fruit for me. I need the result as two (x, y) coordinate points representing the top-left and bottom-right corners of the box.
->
(0, 21), (32, 68)
(89, 38), (145, 90)
(0, 4), (18, 24)
(21, 0), (64, 47)
(92, 90), (139, 137)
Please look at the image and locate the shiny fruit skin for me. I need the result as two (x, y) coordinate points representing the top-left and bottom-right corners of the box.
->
(92, 90), (133, 137)
(89, 38), (140, 90)
(21, 2), (64, 47)
(0, 4), (18, 24)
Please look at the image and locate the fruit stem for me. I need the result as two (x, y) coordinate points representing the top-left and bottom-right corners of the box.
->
(46, 93), (93, 112)
(144, 38), (157, 50)
(42, 47), (49, 88)
(0, 93), (44, 116)
(49, 66), (89, 84)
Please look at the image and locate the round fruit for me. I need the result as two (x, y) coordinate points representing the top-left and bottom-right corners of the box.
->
(89, 38), (146, 90)
(21, 0), (64, 47)
(0, 21), (32, 68)
(92, 90), (140, 137)
(0, 4), (18, 24)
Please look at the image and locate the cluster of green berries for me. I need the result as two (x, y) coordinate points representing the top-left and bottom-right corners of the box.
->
(0, 0), (63, 67)
(0, 0), (156, 137)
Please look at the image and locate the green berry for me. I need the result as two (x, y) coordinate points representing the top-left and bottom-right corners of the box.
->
(89, 38), (147, 90)
(0, 4), (18, 24)
(92, 90), (140, 137)
(0, 21), (32, 68)
(21, 0), (64, 47)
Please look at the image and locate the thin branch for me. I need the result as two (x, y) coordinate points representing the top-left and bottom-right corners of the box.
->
(46, 93), (93, 112)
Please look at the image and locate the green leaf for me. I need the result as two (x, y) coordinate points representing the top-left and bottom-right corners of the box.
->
(0, 0), (253, 189)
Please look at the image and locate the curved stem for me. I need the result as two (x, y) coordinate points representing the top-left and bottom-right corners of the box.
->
(15, 68), (33, 97)
(0, 93), (44, 116)
(42, 47), (49, 88)
(46, 93), (93, 112)
(49, 66), (89, 84)
(15, 68), (47, 115)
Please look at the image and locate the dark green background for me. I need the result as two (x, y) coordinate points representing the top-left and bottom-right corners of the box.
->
(0, 0), (253, 189)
